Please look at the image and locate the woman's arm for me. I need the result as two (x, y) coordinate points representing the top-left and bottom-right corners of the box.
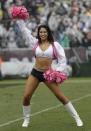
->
(16, 20), (38, 49)
(53, 42), (67, 73)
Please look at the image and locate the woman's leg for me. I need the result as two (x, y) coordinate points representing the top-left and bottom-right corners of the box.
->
(44, 82), (69, 104)
(44, 81), (83, 127)
(22, 75), (39, 127)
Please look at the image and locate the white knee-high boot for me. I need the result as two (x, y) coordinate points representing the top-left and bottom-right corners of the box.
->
(64, 102), (83, 127)
(22, 105), (30, 127)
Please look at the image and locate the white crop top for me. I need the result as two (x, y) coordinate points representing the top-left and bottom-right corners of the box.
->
(35, 45), (53, 59)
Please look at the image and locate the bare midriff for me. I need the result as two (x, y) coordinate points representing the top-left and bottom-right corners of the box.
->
(34, 57), (52, 71)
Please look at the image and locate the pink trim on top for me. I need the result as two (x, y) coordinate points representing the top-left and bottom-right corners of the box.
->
(32, 42), (39, 51)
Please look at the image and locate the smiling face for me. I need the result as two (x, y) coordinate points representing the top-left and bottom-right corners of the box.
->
(39, 27), (48, 41)
(37, 25), (54, 44)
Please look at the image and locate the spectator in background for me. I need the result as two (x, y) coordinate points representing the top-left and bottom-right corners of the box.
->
(0, 22), (8, 48)
(7, 37), (18, 49)
(0, 0), (91, 51)
(70, 0), (80, 17)
(0, 6), (3, 20)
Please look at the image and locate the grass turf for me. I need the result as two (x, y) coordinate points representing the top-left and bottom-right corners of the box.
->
(0, 78), (91, 131)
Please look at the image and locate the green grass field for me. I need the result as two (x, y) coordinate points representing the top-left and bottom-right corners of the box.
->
(0, 78), (91, 131)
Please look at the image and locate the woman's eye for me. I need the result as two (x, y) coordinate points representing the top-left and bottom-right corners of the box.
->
(40, 32), (46, 33)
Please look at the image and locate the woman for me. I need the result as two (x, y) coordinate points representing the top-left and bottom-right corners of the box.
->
(16, 20), (83, 128)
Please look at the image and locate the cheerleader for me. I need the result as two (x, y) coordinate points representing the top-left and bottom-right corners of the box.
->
(11, 6), (83, 128)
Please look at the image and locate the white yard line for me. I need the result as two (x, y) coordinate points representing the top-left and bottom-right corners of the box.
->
(0, 93), (91, 127)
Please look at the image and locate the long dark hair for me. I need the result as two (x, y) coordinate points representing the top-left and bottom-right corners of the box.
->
(37, 24), (54, 44)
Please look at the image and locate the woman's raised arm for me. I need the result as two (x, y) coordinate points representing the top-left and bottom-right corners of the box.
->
(16, 20), (38, 49)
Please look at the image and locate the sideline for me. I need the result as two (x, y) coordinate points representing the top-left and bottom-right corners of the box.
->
(0, 79), (91, 88)
(0, 93), (91, 127)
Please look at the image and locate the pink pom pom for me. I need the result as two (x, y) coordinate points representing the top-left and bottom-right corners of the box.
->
(10, 6), (29, 20)
(43, 68), (67, 83)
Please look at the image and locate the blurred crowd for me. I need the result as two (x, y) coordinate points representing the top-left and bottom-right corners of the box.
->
(0, 0), (91, 49)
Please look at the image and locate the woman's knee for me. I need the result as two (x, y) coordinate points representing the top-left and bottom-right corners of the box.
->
(56, 94), (69, 105)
